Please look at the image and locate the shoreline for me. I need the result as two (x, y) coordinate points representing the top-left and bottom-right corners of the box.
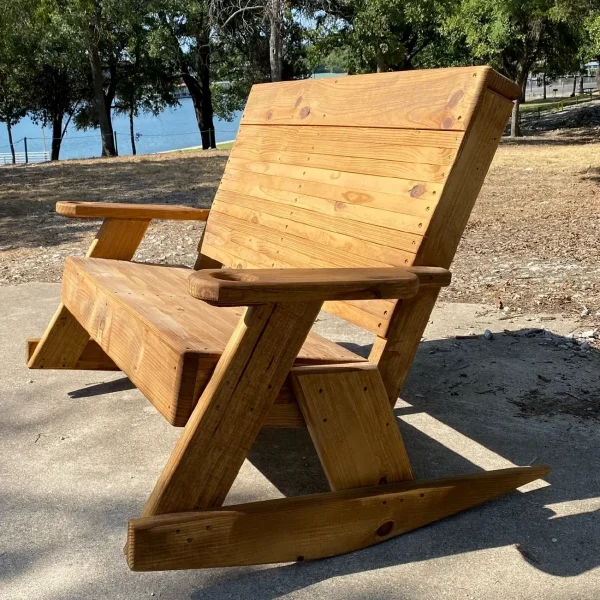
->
(156, 140), (235, 154)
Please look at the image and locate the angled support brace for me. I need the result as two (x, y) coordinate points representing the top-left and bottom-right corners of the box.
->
(291, 363), (414, 490)
(27, 218), (149, 369)
(141, 300), (323, 516)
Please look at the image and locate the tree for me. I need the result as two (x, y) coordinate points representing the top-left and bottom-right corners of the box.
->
(26, 8), (90, 161)
(0, 0), (30, 163)
(113, 3), (178, 154)
(307, 0), (457, 74)
(451, 0), (581, 136)
(148, 0), (217, 149)
(46, 0), (135, 156)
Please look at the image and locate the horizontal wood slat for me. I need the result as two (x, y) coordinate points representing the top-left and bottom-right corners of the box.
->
(226, 157), (444, 201)
(235, 124), (463, 161)
(222, 168), (437, 220)
(212, 193), (421, 260)
(241, 67), (510, 131)
(231, 145), (450, 184)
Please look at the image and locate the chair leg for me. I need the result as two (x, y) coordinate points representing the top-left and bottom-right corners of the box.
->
(369, 287), (440, 405)
(127, 466), (549, 570)
(291, 363), (414, 490)
(141, 301), (323, 517)
(27, 217), (150, 371)
(27, 303), (91, 369)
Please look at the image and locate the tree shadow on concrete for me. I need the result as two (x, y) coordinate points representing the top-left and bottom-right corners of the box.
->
(0, 153), (225, 250)
(196, 327), (600, 598)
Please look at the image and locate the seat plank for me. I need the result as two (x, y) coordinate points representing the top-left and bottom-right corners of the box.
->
(62, 257), (365, 426)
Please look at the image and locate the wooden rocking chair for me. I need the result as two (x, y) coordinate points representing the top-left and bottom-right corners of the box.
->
(27, 66), (549, 571)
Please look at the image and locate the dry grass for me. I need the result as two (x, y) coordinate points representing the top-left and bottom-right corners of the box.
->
(1, 132), (599, 326)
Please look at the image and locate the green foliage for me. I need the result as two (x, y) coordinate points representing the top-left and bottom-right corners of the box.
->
(307, 0), (458, 73)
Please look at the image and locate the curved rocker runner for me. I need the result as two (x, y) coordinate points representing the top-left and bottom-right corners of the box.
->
(27, 66), (549, 571)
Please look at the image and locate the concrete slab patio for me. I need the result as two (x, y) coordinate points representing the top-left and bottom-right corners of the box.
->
(1, 283), (599, 600)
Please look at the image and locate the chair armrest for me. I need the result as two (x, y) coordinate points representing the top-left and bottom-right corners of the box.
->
(56, 201), (210, 221)
(188, 267), (431, 306)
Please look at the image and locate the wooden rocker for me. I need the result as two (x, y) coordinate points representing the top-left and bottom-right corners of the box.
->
(27, 67), (549, 571)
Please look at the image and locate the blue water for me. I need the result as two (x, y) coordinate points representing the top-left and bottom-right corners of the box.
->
(0, 99), (242, 160)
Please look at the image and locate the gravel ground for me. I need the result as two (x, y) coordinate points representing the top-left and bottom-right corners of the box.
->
(1, 116), (599, 336)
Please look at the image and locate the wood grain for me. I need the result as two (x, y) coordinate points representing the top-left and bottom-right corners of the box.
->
(141, 300), (323, 516)
(28, 217), (149, 370)
(241, 67), (519, 131)
(61, 257), (364, 425)
(292, 363), (414, 490)
(127, 466), (549, 570)
(189, 267), (420, 306)
(27, 338), (119, 371)
(57, 201), (210, 221)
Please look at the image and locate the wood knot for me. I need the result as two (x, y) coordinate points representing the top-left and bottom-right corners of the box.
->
(442, 116), (454, 129)
(294, 96), (303, 108)
(335, 201), (346, 210)
(410, 184), (425, 198)
(266, 110), (273, 121)
(299, 106), (311, 118)
(448, 89), (464, 108)
(376, 521), (394, 537)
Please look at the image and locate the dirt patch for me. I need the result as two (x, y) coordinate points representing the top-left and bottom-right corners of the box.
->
(0, 150), (228, 284)
(512, 388), (600, 421)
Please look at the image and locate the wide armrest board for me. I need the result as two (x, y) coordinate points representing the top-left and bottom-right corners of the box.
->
(188, 267), (421, 306)
(56, 201), (210, 221)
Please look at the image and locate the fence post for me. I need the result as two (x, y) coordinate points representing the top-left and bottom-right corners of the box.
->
(24, 137), (28, 164)
(113, 132), (119, 155)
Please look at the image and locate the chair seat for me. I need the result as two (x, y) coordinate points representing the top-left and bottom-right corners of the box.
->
(62, 257), (367, 426)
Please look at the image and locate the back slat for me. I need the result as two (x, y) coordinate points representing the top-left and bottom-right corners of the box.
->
(201, 67), (519, 334)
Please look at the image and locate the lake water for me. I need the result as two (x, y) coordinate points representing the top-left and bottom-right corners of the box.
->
(0, 99), (242, 161)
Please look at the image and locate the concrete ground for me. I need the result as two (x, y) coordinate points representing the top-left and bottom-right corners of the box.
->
(1, 283), (599, 600)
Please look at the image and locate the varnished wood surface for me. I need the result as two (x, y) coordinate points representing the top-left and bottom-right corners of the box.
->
(189, 267), (420, 306)
(292, 363), (414, 490)
(57, 201), (210, 221)
(127, 466), (549, 570)
(62, 257), (365, 425)
(241, 67), (519, 131)
(27, 338), (119, 370)
(141, 301), (323, 516)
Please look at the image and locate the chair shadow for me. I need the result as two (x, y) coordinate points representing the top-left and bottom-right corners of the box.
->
(68, 376), (135, 399)
(209, 327), (600, 598)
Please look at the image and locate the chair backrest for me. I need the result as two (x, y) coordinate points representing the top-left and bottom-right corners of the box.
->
(199, 66), (519, 335)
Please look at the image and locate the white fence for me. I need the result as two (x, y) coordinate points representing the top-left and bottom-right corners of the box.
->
(0, 151), (50, 165)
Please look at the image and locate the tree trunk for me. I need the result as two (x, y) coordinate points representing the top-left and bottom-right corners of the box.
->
(510, 68), (529, 138)
(571, 76), (577, 97)
(51, 114), (63, 161)
(6, 121), (16, 164)
(269, 0), (283, 82)
(182, 74), (215, 150)
(129, 107), (136, 156)
(89, 44), (116, 157)
(578, 72), (584, 94)
(542, 73), (546, 100)
(510, 98), (521, 137)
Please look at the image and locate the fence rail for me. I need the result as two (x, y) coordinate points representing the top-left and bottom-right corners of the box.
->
(1, 150), (50, 165)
